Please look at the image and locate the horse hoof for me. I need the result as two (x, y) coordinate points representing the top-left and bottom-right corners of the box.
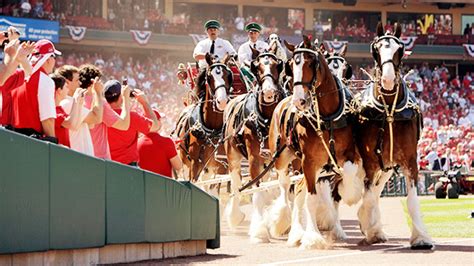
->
(411, 241), (435, 250)
(330, 227), (347, 242)
(268, 203), (291, 237)
(287, 226), (304, 247)
(226, 210), (245, 229)
(358, 234), (387, 246)
(250, 236), (270, 244)
(300, 232), (328, 250)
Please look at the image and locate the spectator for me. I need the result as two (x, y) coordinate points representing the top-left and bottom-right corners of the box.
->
(56, 65), (97, 155)
(50, 73), (85, 147)
(20, 0), (31, 17)
(105, 80), (160, 166)
(11, 39), (61, 142)
(138, 109), (182, 178)
(78, 64), (131, 159)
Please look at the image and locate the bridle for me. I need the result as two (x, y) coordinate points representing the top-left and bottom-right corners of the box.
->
(206, 62), (232, 112)
(371, 35), (405, 97)
(291, 48), (320, 91)
(253, 52), (284, 105)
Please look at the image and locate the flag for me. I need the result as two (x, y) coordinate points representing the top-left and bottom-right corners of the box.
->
(400, 36), (417, 51)
(130, 30), (152, 45)
(66, 25), (87, 42)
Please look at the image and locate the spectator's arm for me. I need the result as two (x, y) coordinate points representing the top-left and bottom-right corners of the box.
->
(39, 73), (56, 137)
(83, 78), (104, 125)
(169, 154), (183, 171)
(134, 88), (160, 132)
(62, 88), (86, 131)
(111, 85), (131, 130)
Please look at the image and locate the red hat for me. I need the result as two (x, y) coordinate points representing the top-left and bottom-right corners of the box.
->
(32, 39), (62, 56)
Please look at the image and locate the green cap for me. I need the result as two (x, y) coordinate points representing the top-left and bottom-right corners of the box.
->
(204, 20), (221, 30)
(245, 22), (262, 33)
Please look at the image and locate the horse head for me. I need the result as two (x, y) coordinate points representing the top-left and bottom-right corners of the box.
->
(250, 41), (284, 104)
(371, 22), (405, 92)
(284, 35), (330, 111)
(322, 42), (353, 81)
(203, 53), (233, 111)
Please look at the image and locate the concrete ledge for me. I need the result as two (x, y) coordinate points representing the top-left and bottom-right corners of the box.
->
(0, 240), (206, 265)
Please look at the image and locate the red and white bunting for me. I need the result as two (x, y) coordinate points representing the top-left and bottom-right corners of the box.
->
(463, 44), (474, 58)
(130, 30), (152, 45)
(66, 25), (87, 42)
(400, 36), (417, 51)
(189, 34), (207, 45)
(324, 40), (348, 54)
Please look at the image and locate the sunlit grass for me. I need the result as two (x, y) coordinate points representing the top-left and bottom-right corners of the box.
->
(402, 197), (474, 238)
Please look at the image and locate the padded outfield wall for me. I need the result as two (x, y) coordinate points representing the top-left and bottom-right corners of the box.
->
(0, 128), (219, 255)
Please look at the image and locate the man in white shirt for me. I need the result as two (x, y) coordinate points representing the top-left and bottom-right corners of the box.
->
(237, 23), (269, 66)
(193, 20), (236, 69)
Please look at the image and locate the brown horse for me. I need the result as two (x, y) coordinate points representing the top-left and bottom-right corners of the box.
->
(268, 36), (365, 249)
(354, 22), (433, 249)
(223, 43), (285, 243)
(174, 53), (233, 194)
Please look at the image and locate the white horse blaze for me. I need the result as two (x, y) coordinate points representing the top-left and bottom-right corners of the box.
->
(211, 67), (228, 110)
(292, 56), (306, 108)
(378, 39), (401, 91)
(261, 57), (277, 102)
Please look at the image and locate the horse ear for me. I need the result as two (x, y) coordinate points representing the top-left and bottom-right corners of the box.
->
(250, 60), (259, 77)
(284, 40), (295, 52)
(251, 45), (260, 60)
(344, 64), (353, 80)
(302, 35), (311, 48)
(222, 53), (231, 65)
(340, 43), (348, 57)
(394, 22), (402, 38)
(269, 41), (278, 54)
(376, 22), (384, 37)
(205, 53), (213, 66)
(319, 43), (326, 54)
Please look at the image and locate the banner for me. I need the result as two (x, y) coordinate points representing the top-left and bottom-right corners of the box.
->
(463, 44), (474, 58)
(189, 34), (207, 45)
(130, 30), (152, 45)
(0, 16), (59, 43)
(400, 36), (417, 51)
(324, 40), (348, 54)
(66, 25), (87, 42)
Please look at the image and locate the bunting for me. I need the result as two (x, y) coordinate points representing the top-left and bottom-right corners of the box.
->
(463, 44), (474, 58)
(400, 36), (417, 51)
(66, 25), (87, 42)
(324, 40), (348, 54)
(130, 30), (152, 45)
(189, 34), (207, 45)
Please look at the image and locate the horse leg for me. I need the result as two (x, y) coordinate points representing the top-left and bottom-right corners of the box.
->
(224, 150), (245, 230)
(358, 169), (392, 245)
(301, 164), (328, 250)
(248, 158), (270, 243)
(403, 160), (434, 249)
(268, 149), (294, 238)
(287, 181), (306, 246)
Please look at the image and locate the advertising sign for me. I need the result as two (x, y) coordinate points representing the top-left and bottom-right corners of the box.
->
(0, 16), (59, 43)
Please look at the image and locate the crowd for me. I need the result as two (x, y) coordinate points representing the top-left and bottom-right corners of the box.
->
(402, 63), (474, 171)
(0, 27), (183, 178)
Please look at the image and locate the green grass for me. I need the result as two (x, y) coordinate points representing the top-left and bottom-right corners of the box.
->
(402, 197), (474, 238)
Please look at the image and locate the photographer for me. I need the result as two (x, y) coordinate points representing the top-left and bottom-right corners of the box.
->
(105, 80), (160, 166)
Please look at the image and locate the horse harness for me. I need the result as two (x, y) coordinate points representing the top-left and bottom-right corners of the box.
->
(355, 78), (422, 172)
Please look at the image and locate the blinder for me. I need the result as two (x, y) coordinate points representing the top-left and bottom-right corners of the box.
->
(207, 63), (233, 93)
(370, 35), (405, 69)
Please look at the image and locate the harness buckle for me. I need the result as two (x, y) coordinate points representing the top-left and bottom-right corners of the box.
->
(316, 129), (324, 137)
(386, 115), (394, 123)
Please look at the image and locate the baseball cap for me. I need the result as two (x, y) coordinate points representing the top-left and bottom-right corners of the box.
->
(32, 39), (62, 56)
(104, 79), (122, 99)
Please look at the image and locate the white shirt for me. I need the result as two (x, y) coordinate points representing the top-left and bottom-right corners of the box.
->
(60, 96), (94, 156)
(193, 37), (236, 69)
(238, 39), (269, 65)
(38, 72), (56, 121)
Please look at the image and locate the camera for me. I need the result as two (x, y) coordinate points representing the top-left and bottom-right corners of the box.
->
(122, 78), (135, 97)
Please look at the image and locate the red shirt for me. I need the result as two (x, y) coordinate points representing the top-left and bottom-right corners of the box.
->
(0, 69), (25, 126)
(55, 106), (70, 147)
(108, 109), (152, 165)
(137, 132), (177, 177)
